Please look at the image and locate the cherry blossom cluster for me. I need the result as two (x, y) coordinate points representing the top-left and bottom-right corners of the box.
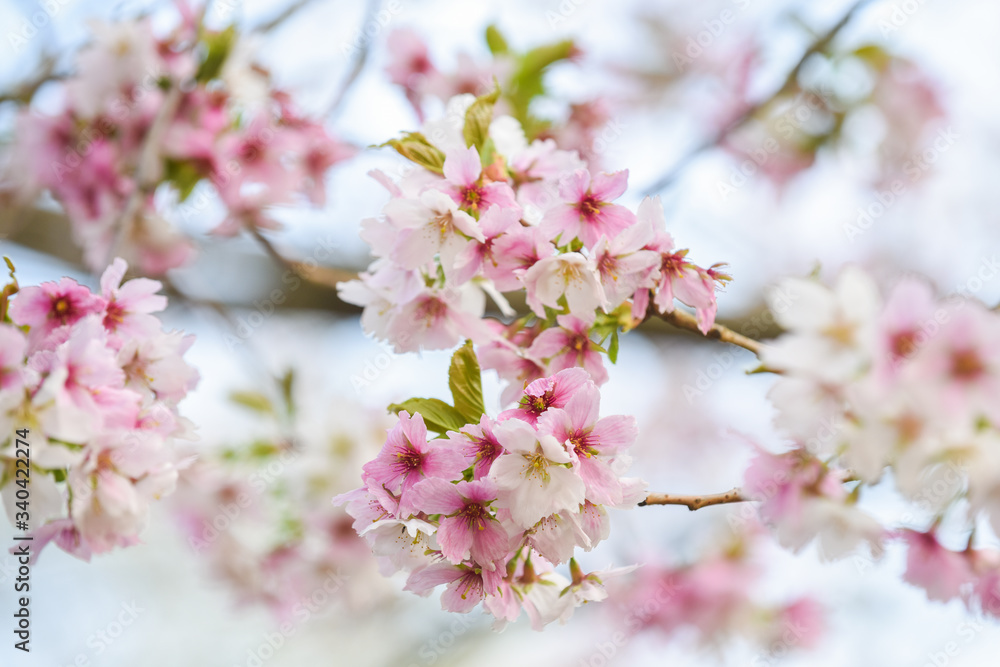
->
(755, 266), (1000, 614)
(2, 11), (355, 274)
(337, 367), (646, 630)
(173, 387), (394, 621)
(0, 258), (197, 560)
(340, 92), (728, 403)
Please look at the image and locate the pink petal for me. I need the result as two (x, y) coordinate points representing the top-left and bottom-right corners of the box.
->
(589, 170), (629, 201)
(443, 146), (482, 186)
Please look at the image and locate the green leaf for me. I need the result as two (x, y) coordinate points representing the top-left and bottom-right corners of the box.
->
(379, 132), (446, 174)
(485, 25), (509, 55)
(196, 25), (236, 83)
(463, 81), (501, 152)
(388, 398), (467, 434)
(507, 39), (574, 125)
(163, 158), (204, 202)
(479, 136), (497, 168)
(608, 329), (620, 364)
(0, 256), (17, 323)
(852, 44), (891, 71)
(230, 390), (275, 415)
(449, 341), (485, 423)
(278, 369), (295, 416)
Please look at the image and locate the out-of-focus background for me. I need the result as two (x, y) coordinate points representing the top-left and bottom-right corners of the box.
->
(2, 0), (1000, 665)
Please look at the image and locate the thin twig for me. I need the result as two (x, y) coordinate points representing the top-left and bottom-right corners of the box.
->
(246, 224), (357, 290)
(653, 308), (764, 356)
(325, 0), (380, 118)
(0, 56), (64, 106)
(108, 84), (184, 264)
(642, 0), (874, 195)
(640, 488), (746, 510)
(253, 0), (318, 33)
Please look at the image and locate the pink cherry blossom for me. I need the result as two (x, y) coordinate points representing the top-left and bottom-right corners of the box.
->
(489, 418), (585, 529)
(900, 529), (973, 602)
(100, 258), (167, 343)
(405, 561), (504, 613)
(409, 478), (509, 568)
(385, 189), (484, 276)
(362, 411), (466, 509)
(541, 169), (635, 247)
(521, 252), (608, 319)
(537, 382), (637, 505)
(528, 315), (608, 385)
(440, 146), (517, 213)
(485, 226), (555, 292)
(499, 367), (591, 425)
(9, 277), (106, 346)
(447, 416), (505, 479)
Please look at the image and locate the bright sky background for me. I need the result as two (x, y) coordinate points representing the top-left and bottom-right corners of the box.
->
(3, 0), (1000, 665)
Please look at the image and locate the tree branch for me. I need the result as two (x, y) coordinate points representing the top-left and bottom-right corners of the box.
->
(640, 487), (746, 510)
(642, 0), (874, 195)
(0, 55), (64, 106)
(326, 0), (380, 118)
(246, 224), (357, 290)
(651, 308), (764, 356)
(253, 0), (318, 33)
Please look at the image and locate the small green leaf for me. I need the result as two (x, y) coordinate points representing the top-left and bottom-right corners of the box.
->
(230, 390), (275, 415)
(379, 132), (446, 173)
(608, 329), (620, 364)
(0, 256), (18, 322)
(463, 81), (501, 152)
(449, 341), (485, 424)
(485, 25), (509, 55)
(163, 158), (204, 202)
(479, 136), (497, 168)
(278, 369), (295, 416)
(388, 398), (467, 434)
(196, 25), (236, 83)
(507, 39), (574, 126)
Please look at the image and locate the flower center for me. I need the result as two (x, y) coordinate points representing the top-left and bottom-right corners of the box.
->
(395, 449), (424, 472)
(53, 297), (71, 317)
(890, 330), (919, 360)
(578, 195), (601, 220)
(951, 349), (985, 381)
(462, 186), (483, 210)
